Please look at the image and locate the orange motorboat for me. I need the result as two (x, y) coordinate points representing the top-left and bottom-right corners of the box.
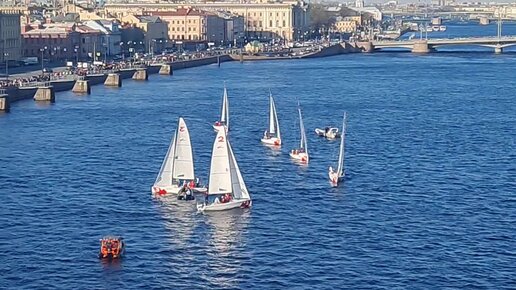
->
(98, 236), (125, 259)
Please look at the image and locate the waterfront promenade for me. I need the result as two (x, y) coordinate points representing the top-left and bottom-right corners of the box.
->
(0, 42), (357, 112)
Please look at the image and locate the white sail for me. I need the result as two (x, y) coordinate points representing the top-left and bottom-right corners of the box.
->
(208, 129), (232, 195)
(273, 98), (281, 140)
(228, 142), (250, 200)
(220, 86), (227, 123)
(269, 94), (275, 134)
(337, 113), (347, 177)
(154, 131), (176, 187)
(298, 106), (308, 152)
(172, 117), (195, 181)
(224, 87), (229, 130)
(219, 85), (229, 130)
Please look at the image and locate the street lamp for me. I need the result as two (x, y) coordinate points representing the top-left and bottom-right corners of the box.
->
(40, 46), (48, 73)
(74, 45), (79, 65)
(4, 53), (8, 80)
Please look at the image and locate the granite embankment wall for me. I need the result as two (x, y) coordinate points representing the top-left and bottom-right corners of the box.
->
(3, 50), (353, 110)
(302, 42), (360, 58)
(4, 55), (230, 107)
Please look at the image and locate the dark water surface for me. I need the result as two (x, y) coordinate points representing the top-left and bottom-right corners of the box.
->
(1, 40), (516, 289)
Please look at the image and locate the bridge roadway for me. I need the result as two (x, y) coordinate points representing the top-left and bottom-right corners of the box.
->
(370, 36), (516, 53)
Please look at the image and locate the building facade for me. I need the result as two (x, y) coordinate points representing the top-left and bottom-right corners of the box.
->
(22, 24), (81, 61)
(0, 9), (22, 63)
(146, 9), (209, 42)
(334, 20), (358, 33)
(121, 14), (168, 52)
(104, 1), (310, 41)
(84, 19), (122, 56)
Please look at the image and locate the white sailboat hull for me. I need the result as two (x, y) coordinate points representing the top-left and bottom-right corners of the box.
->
(197, 199), (251, 212)
(329, 171), (344, 185)
(315, 128), (341, 139)
(261, 137), (281, 146)
(290, 151), (308, 163)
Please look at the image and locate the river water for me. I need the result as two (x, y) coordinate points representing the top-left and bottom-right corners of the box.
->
(1, 23), (515, 289)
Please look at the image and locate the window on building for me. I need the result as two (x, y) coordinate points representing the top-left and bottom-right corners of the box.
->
(283, 20), (286, 27)
(269, 20), (272, 27)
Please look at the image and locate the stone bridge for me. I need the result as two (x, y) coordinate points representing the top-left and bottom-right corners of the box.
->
(359, 36), (516, 53)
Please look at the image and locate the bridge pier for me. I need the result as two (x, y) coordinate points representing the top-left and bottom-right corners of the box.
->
(132, 68), (148, 81)
(494, 45), (503, 54)
(0, 94), (9, 112)
(105, 73), (122, 87)
(356, 41), (374, 53)
(412, 40), (430, 54)
(33, 86), (55, 102)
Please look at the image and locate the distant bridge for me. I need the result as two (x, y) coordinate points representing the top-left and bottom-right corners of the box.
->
(369, 36), (516, 53)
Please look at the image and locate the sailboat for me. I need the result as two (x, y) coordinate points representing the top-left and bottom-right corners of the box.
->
(329, 113), (347, 185)
(289, 104), (309, 163)
(151, 117), (205, 196)
(261, 92), (281, 146)
(213, 84), (229, 132)
(197, 128), (251, 212)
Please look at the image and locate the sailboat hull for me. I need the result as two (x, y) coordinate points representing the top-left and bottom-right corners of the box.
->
(290, 151), (308, 163)
(315, 128), (341, 139)
(197, 199), (251, 212)
(261, 137), (281, 146)
(329, 171), (339, 185)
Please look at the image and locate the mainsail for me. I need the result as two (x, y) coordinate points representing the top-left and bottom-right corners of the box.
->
(220, 85), (229, 129)
(208, 129), (232, 195)
(268, 93), (281, 139)
(172, 117), (195, 181)
(298, 106), (307, 153)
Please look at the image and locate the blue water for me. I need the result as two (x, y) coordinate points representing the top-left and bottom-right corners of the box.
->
(1, 27), (516, 289)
